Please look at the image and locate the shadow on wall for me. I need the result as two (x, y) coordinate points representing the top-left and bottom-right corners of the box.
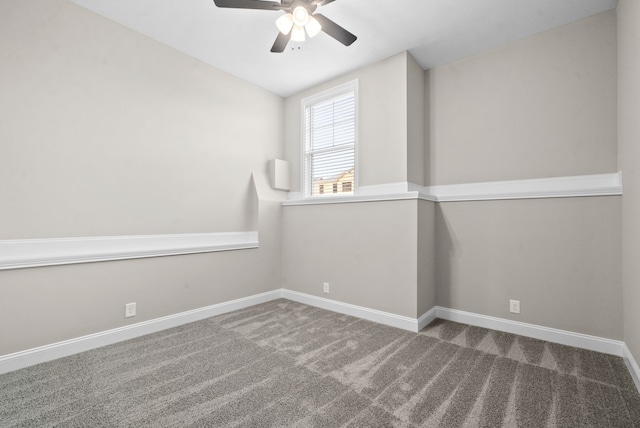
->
(245, 175), (259, 232)
(424, 69), (432, 186)
(435, 204), (454, 308)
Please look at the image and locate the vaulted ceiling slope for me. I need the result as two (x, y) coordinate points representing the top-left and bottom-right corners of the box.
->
(70, 0), (618, 97)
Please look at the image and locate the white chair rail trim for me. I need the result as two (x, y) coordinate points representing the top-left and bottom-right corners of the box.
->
(425, 171), (623, 202)
(0, 231), (259, 270)
(284, 172), (622, 206)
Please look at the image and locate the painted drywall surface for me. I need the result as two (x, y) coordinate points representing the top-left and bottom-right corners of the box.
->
(0, 0), (283, 239)
(0, 199), (283, 355)
(423, 70), (432, 186)
(428, 10), (617, 185)
(0, 0), (284, 354)
(284, 52), (408, 192)
(436, 196), (622, 339)
(417, 200), (436, 316)
(407, 54), (425, 187)
(618, 0), (640, 364)
(282, 200), (418, 318)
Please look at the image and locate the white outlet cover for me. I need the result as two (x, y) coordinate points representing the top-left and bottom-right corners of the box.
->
(509, 300), (521, 314)
(125, 302), (136, 318)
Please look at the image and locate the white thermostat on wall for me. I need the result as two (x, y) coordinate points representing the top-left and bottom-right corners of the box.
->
(269, 159), (291, 191)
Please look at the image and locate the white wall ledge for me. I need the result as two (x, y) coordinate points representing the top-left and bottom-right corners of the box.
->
(282, 192), (421, 206)
(0, 232), (259, 270)
(426, 172), (623, 202)
(283, 172), (622, 206)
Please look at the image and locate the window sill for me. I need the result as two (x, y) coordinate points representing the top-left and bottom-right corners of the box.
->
(282, 192), (422, 206)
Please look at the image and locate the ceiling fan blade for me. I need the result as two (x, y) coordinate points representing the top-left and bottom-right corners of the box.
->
(313, 13), (357, 46)
(271, 31), (291, 53)
(317, 0), (336, 5)
(213, 0), (285, 10)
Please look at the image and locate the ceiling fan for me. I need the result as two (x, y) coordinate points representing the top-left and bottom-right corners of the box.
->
(212, 0), (357, 53)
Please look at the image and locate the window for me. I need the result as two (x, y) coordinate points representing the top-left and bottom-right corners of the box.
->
(303, 81), (357, 197)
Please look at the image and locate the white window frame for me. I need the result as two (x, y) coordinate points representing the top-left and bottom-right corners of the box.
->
(300, 80), (359, 198)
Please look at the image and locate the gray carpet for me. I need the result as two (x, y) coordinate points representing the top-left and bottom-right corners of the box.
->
(1, 299), (639, 427)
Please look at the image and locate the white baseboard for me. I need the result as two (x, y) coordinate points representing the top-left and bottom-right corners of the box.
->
(436, 306), (625, 357)
(284, 295), (627, 358)
(281, 290), (423, 332)
(623, 344), (640, 392)
(1, 290), (634, 387)
(0, 290), (281, 375)
(418, 306), (438, 331)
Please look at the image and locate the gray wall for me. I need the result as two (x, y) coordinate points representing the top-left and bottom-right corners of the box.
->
(407, 54), (425, 186)
(618, 0), (640, 363)
(284, 52), (410, 191)
(1, 0), (283, 239)
(282, 199), (437, 319)
(417, 200), (436, 316)
(428, 10), (622, 339)
(282, 12), (621, 339)
(428, 10), (617, 186)
(0, 201), (283, 354)
(436, 197), (622, 339)
(282, 200), (421, 318)
(281, 52), (436, 320)
(0, 0), (284, 354)
(0, 1), (628, 356)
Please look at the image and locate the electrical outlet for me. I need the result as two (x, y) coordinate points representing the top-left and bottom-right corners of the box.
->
(125, 302), (136, 318)
(323, 282), (330, 294)
(509, 299), (520, 314)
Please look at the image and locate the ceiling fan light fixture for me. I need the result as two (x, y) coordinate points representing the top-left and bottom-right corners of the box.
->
(212, 0), (358, 52)
(292, 6), (309, 26)
(276, 13), (294, 35)
(305, 15), (322, 38)
(291, 24), (306, 42)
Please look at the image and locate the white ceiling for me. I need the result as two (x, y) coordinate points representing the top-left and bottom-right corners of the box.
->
(69, 0), (618, 97)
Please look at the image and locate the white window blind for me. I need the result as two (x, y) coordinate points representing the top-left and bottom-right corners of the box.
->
(303, 81), (357, 197)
